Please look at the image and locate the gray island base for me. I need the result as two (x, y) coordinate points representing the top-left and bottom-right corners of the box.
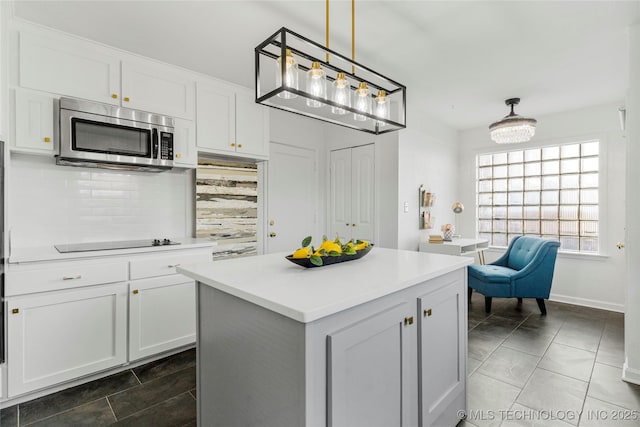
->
(177, 247), (472, 427)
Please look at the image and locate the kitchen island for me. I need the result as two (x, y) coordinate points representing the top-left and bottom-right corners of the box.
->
(177, 247), (473, 427)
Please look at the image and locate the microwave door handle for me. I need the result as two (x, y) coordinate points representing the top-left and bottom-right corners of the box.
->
(152, 128), (159, 159)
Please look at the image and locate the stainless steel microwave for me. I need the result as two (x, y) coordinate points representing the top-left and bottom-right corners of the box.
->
(57, 97), (175, 172)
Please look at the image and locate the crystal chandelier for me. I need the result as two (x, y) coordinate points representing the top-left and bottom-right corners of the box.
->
(254, 0), (406, 135)
(489, 98), (537, 144)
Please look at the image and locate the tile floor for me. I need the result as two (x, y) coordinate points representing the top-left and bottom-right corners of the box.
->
(461, 291), (640, 427)
(1, 294), (638, 427)
(0, 348), (196, 426)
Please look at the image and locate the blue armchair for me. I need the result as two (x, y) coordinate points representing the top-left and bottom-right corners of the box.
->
(467, 236), (560, 315)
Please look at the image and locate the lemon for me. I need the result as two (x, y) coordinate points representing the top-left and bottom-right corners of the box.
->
(319, 240), (342, 254)
(355, 240), (369, 251)
(292, 247), (311, 258)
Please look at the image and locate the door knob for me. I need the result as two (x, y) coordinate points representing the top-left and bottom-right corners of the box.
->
(617, 242), (625, 249)
(269, 232), (277, 238)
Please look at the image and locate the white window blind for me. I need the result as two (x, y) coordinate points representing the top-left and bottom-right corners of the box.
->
(477, 141), (599, 253)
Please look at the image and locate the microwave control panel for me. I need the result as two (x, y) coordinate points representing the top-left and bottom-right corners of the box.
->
(159, 132), (174, 161)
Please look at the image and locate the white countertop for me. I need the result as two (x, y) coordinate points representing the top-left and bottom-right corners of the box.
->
(9, 237), (217, 264)
(177, 247), (473, 323)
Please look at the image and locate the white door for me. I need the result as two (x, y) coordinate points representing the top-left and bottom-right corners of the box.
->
(267, 142), (316, 253)
(351, 144), (375, 242)
(330, 148), (352, 241)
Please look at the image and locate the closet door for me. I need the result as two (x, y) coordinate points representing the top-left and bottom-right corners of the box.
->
(351, 144), (375, 242)
(330, 148), (352, 241)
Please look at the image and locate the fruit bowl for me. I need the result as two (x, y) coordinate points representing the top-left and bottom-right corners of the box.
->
(285, 245), (373, 268)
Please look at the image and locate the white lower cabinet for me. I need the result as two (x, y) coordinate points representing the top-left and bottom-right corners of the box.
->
(327, 302), (412, 427)
(129, 275), (196, 361)
(418, 280), (465, 426)
(6, 283), (128, 396)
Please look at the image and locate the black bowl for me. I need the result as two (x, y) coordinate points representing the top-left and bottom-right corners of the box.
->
(285, 245), (373, 268)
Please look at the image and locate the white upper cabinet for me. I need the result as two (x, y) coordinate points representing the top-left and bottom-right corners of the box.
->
(196, 80), (236, 155)
(235, 90), (269, 158)
(121, 59), (195, 120)
(14, 89), (55, 153)
(196, 79), (269, 159)
(173, 118), (198, 168)
(17, 28), (196, 120)
(19, 30), (120, 105)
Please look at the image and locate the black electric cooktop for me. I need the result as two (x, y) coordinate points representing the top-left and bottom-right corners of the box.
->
(55, 238), (180, 253)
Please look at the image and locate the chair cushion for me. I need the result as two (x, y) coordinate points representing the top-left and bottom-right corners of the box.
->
(507, 236), (546, 271)
(467, 264), (518, 284)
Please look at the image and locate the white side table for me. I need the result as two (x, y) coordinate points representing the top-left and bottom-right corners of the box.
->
(419, 238), (489, 265)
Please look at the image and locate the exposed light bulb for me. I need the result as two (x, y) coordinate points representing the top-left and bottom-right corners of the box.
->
(306, 62), (326, 108)
(331, 72), (350, 115)
(353, 82), (371, 121)
(375, 90), (389, 127)
(276, 49), (298, 99)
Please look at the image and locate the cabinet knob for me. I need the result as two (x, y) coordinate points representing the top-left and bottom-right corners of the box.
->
(269, 232), (277, 238)
(346, 223), (350, 227)
(168, 264), (181, 268)
(404, 316), (414, 325)
(111, 93), (118, 99)
(238, 144), (243, 148)
(176, 153), (182, 159)
(12, 308), (19, 314)
(352, 224), (356, 227)
(231, 143), (236, 147)
(62, 275), (82, 280)
(43, 137), (51, 143)
(132, 289), (139, 295)
(424, 308), (432, 317)
(124, 97), (130, 102)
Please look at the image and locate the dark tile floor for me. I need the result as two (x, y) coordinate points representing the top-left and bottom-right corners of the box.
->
(461, 291), (640, 427)
(0, 348), (196, 426)
(1, 295), (638, 427)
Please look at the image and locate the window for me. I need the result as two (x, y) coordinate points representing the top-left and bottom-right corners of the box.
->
(477, 141), (599, 253)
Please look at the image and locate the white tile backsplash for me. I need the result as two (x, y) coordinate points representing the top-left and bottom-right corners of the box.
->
(9, 154), (191, 248)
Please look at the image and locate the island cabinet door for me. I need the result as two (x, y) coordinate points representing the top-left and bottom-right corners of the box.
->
(327, 302), (413, 427)
(418, 280), (465, 426)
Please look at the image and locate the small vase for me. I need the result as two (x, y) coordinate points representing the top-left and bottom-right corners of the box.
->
(443, 230), (453, 241)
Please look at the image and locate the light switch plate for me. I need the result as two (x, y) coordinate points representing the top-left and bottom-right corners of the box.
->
(403, 201), (409, 213)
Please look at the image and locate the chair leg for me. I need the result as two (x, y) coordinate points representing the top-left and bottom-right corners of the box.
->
(536, 298), (547, 315)
(468, 287), (473, 301)
(485, 297), (492, 313)
(516, 297), (523, 311)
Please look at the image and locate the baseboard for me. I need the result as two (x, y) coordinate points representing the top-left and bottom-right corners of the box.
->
(622, 362), (640, 385)
(549, 293), (624, 313)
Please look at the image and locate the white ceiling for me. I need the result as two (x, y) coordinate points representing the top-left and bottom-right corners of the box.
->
(12, 0), (640, 131)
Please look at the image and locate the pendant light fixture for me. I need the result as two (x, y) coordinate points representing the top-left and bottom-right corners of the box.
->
(489, 98), (537, 144)
(255, 0), (406, 134)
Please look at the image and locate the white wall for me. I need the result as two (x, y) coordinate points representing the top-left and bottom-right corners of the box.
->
(8, 154), (192, 248)
(459, 102), (627, 311)
(397, 115), (460, 251)
(624, 24), (640, 384)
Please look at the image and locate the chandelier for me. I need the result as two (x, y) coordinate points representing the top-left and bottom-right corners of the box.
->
(489, 98), (537, 144)
(254, 0), (406, 135)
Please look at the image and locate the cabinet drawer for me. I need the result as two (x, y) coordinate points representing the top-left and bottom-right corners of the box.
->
(130, 249), (212, 280)
(5, 261), (128, 296)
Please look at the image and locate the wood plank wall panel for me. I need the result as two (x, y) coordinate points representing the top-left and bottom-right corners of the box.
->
(196, 158), (258, 259)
